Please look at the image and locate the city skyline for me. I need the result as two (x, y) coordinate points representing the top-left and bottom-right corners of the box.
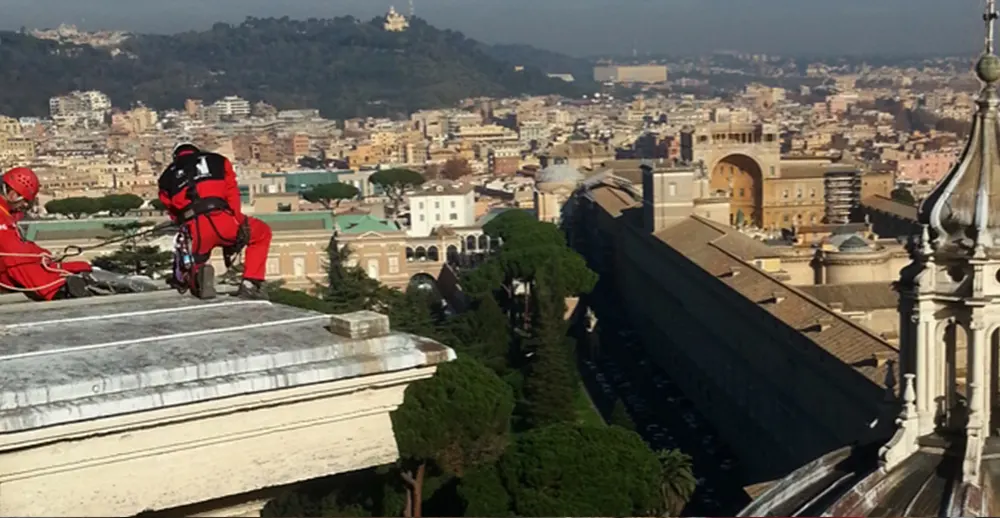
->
(0, 0), (989, 57)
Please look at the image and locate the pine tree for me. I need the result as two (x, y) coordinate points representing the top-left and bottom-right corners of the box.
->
(451, 294), (513, 374)
(609, 398), (635, 431)
(522, 264), (577, 428)
(92, 221), (173, 278)
(322, 234), (388, 313)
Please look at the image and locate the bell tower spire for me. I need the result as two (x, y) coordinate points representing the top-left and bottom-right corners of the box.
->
(884, 0), (1000, 493)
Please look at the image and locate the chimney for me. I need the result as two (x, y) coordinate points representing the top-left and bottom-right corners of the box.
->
(721, 266), (741, 278)
(762, 291), (785, 304)
(828, 302), (844, 312)
(804, 316), (835, 333)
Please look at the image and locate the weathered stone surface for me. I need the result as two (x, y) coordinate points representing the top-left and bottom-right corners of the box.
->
(328, 310), (390, 339)
(0, 293), (455, 433)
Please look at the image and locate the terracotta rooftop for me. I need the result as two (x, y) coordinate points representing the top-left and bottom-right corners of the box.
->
(651, 216), (897, 388)
(798, 282), (898, 312)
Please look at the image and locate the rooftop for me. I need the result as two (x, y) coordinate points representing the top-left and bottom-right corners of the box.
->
(0, 291), (454, 433)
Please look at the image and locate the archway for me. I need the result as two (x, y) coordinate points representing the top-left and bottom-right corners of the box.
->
(466, 235), (477, 251)
(478, 234), (489, 251)
(446, 245), (459, 265)
(405, 247), (415, 262)
(710, 154), (764, 228)
(415, 247), (427, 261)
(427, 246), (440, 262)
(936, 319), (969, 430)
(408, 273), (445, 308)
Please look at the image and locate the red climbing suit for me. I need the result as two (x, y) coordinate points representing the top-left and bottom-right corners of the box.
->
(0, 197), (91, 300)
(157, 150), (272, 284)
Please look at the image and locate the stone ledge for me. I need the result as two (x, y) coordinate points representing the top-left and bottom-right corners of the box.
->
(0, 296), (456, 434)
(329, 310), (390, 339)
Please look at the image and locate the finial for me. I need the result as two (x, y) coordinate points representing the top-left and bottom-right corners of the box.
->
(978, 0), (1000, 84)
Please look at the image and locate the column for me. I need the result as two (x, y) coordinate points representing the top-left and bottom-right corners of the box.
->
(969, 319), (986, 436)
(915, 312), (933, 435)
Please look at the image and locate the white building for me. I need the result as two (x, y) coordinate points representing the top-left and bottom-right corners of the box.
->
(406, 184), (475, 237)
(49, 90), (111, 118)
(212, 96), (251, 119)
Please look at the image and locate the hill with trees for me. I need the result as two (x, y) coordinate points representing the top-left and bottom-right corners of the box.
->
(0, 16), (586, 119)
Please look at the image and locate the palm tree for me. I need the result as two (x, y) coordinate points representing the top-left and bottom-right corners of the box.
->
(657, 449), (696, 516)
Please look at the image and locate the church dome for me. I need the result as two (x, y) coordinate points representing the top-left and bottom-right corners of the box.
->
(536, 163), (584, 185)
(838, 235), (874, 253)
(739, 434), (979, 517)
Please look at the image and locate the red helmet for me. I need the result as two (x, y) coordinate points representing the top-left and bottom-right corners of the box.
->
(3, 167), (40, 202)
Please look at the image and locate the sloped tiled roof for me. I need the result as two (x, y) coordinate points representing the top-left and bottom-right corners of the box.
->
(798, 283), (898, 312)
(585, 185), (897, 389)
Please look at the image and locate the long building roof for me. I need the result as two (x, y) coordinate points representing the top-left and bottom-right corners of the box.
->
(585, 182), (898, 389)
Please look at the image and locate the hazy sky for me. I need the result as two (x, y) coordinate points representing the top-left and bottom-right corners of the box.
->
(0, 0), (988, 57)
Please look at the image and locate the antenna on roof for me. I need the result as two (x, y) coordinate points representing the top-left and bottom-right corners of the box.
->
(409, 0), (415, 18)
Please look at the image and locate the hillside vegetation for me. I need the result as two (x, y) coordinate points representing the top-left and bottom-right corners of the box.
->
(0, 16), (586, 119)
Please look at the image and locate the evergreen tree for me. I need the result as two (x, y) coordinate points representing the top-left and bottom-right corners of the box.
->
(499, 424), (664, 516)
(609, 398), (635, 431)
(451, 294), (512, 374)
(521, 264), (577, 428)
(322, 234), (390, 313)
(92, 221), (173, 278)
(386, 287), (439, 338)
(392, 357), (516, 518)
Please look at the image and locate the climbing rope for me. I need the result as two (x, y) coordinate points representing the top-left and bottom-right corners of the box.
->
(0, 221), (177, 294)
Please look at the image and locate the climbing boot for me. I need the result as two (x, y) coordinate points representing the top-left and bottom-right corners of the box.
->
(194, 264), (217, 300)
(234, 279), (268, 301)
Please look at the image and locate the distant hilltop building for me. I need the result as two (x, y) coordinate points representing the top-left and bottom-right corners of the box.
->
(546, 73), (575, 82)
(29, 23), (130, 48)
(48, 90), (112, 129)
(383, 6), (409, 32)
(592, 64), (668, 84)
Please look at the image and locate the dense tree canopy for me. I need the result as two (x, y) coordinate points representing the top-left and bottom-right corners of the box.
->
(371, 168), (425, 218)
(44, 197), (103, 219)
(0, 17), (581, 119)
(303, 182), (360, 209)
(498, 424), (664, 517)
(392, 356), (515, 517)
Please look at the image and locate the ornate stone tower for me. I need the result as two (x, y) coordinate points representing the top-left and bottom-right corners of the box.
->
(888, 0), (1000, 493)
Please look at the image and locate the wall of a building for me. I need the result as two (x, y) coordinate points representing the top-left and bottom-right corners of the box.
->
(575, 195), (893, 484)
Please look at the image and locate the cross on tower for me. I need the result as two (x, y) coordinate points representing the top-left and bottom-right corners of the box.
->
(985, 0), (998, 54)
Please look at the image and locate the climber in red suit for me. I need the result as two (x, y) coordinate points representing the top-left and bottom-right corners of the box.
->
(158, 143), (272, 300)
(0, 167), (93, 300)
